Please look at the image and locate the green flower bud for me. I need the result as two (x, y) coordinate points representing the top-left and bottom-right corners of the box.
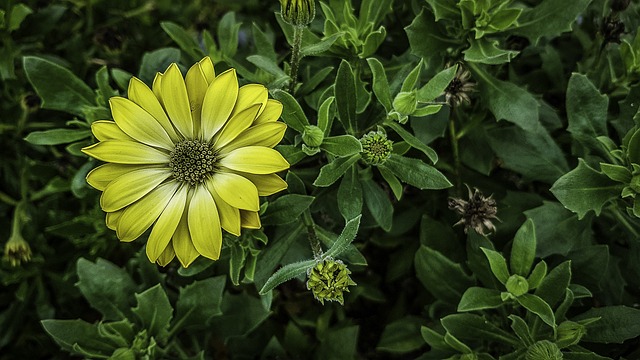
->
(4, 232), (32, 267)
(556, 321), (587, 348)
(302, 125), (324, 147)
(306, 259), (356, 305)
(392, 91), (417, 116)
(360, 131), (393, 166)
(525, 340), (562, 360)
(280, 0), (316, 27)
(505, 274), (529, 297)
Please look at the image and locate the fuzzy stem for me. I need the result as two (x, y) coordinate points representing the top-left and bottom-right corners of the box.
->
(288, 25), (304, 94)
(302, 209), (323, 259)
(449, 108), (462, 196)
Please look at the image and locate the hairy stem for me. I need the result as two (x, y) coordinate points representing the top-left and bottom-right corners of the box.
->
(288, 25), (304, 94)
(449, 108), (462, 196)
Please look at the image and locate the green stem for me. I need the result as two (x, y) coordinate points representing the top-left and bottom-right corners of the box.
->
(610, 205), (640, 238)
(302, 209), (322, 259)
(0, 191), (18, 206)
(288, 25), (304, 94)
(449, 108), (462, 196)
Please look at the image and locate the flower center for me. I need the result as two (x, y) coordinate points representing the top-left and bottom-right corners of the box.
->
(169, 140), (216, 186)
(360, 131), (393, 166)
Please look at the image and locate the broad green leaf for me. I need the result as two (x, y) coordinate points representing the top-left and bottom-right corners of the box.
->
(138, 47), (181, 84)
(444, 332), (472, 354)
(160, 22), (204, 61)
(524, 202), (591, 257)
(441, 313), (519, 346)
(458, 287), (503, 312)
(335, 60), (357, 134)
(627, 127), (640, 164)
(25, 129), (91, 146)
(316, 326), (359, 359)
(360, 27), (386, 58)
(381, 154), (451, 189)
(566, 73), (609, 152)
(247, 55), (288, 78)
(464, 37), (519, 65)
(384, 121), (438, 163)
(400, 60), (423, 93)
(378, 166), (403, 200)
(362, 178), (393, 231)
(510, 219), (536, 277)
(210, 292), (271, 338)
(480, 248), (510, 284)
(416, 65), (457, 103)
(515, 294), (556, 328)
(23, 56), (95, 117)
(367, 58), (393, 112)
(76, 258), (136, 321)
(425, 0), (460, 20)
(511, 0), (592, 45)
(323, 215), (362, 259)
(508, 315), (534, 347)
(376, 317), (424, 354)
(535, 261), (571, 307)
(262, 194), (315, 225)
(415, 246), (474, 303)
(550, 159), (623, 219)
(175, 276), (226, 330)
(316, 226), (368, 266)
(574, 306), (640, 343)
(527, 261), (547, 290)
(259, 259), (316, 295)
(405, 9), (451, 66)
(299, 33), (342, 58)
(314, 154), (360, 187)
(229, 243), (246, 286)
(132, 284), (173, 341)
(272, 89), (309, 133)
(338, 167), (363, 221)
(320, 135), (362, 157)
(421, 326), (452, 351)
(600, 163), (632, 183)
(41, 319), (116, 356)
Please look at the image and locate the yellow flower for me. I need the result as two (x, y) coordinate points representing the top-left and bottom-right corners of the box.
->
(82, 57), (289, 268)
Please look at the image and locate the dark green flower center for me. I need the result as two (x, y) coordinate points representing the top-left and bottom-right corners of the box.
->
(360, 131), (393, 166)
(169, 140), (216, 186)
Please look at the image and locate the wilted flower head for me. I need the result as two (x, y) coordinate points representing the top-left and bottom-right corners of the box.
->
(82, 57), (289, 268)
(280, 0), (316, 27)
(360, 130), (393, 166)
(306, 259), (356, 305)
(525, 340), (562, 360)
(612, 0), (630, 12)
(602, 15), (625, 44)
(445, 65), (475, 107)
(4, 233), (32, 267)
(448, 185), (498, 235)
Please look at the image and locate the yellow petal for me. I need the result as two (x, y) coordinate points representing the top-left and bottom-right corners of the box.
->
(218, 122), (287, 154)
(207, 182), (241, 236)
(188, 185), (222, 260)
(208, 172), (259, 211)
(240, 210), (261, 229)
(161, 64), (194, 138)
(198, 57), (215, 83)
(87, 163), (146, 191)
(185, 64), (208, 135)
(253, 99), (283, 125)
(91, 121), (133, 141)
(101, 167), (171, 212)
(156, 245), (176, 266)
(237, 172), (288, 196)
(219, 146), (289, 174)
(82, 140), (170, 164)
(152, 73), (163, 105)
(201, 69), (238, 140)
(213, 104), (260, 149)
(231, 84), (268, 118)
(172, 194), (200, 267)
(128, 77), (180, 142)
(116, 181), (180, 241)
(110, 97), (174, 150)
(146, 184), (188, 262)
(105, 210), (122, 230)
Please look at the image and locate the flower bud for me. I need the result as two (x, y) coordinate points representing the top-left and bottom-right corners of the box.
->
(4, 232), (32, 267)
(612, 0), (630, 12)
(360, 131), (393, 166)
(525, 340), (562, 360)
(392, 91), (418, 116)
(302, 125), (324, 147)
(506, 274), (529, 297)
(280, 0), (316, 27)
(556, 321), (587, 348)
(306, 259), (356, 305)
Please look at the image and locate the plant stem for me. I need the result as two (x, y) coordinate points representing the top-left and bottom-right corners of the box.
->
(302, 209), (323, 259)
(610, 205), (640, 238)
(288, 25), (304, 94)
(449, 108), (462, 196)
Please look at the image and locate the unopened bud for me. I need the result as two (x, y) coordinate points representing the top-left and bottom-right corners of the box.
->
(525, 340), (562, 360)
(302, 125), (324, 147)
(556, 321), (587, 348)
(506, 274), (529, 297)
(393, 91), (418, 116)
(306, 259), (356, 305)
(280, 0), (316, 27)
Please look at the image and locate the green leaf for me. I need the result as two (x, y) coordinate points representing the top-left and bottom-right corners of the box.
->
(378, 166), (403, 200)
(262, 194), (315, 225)
(441, 313), (519, 346)
(210, 292), (271, 338)
(421, 326), (452, 350)
(527, 261), (547, 290)
(160, 21), (204, 61)
(525, 202), (591, 257)
(406, 9), (451, 66)
(425, 0), (461, 20)
(335, 60), (358, 134)
(317, 326), (359, 359)
(138, 47), (181, 84)
(367, 58), (393, 112)
(464, 37), (519, 65)
(415, 246), (474, 303)
(175, 276), (226, 330)
(515, 294), (556, 328)
(218, 12), (241, 57)
(627, 127), (640, 164)
(535, 261), (571, 307)
(8, 3), (33, 32)
(416, 65), (457, 102)
(247, 55), (288, 78)
(376, 317), (424, 354)
(550, 159), (623, 220)
(362, 178), (393, 231)
(314, 154), (360, 187)
(384, 121), (438, 163)
(458, 287), (503, 311)
(41, 319), (116, 356)
(23, 56), (95, 117)
(24, 129), (91, 146)
(480, 248), (510, 284)
(320, 135), (362, 157)
(272, 89), (309, 133)
(299, 33), (342, 58)
(510, 219), (536, 277)
(338, 167), (363, 221)
(574, 306), (640, 343)
(132, 284), (173, 341)
(76, 258), (136, 320)
(508, 315), (534, 346)
(381, 154), (451, 189)
(566, 73), (609, 152)
(259, 259), (316, 295)
(400, 60), (423, 93)
(323, 215), (362, 259)
(600, 163), (632, 183)
(317, 96), (336, 135)
(511, 0), (592, 45)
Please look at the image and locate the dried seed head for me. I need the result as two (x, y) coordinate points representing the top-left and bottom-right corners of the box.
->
(306, 259), (356, 305)
(445, 65), (476, 107)
(602, 15), (625, 44)
(448, 185), (499, 235)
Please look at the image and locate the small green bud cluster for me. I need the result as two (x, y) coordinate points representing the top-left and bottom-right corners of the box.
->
(306, 258), (356, 305)
(4, 233), (32, 267)
(280, 0), (316, 27)
(505, 274), (529, 297)
(360, 131), (393, 166)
